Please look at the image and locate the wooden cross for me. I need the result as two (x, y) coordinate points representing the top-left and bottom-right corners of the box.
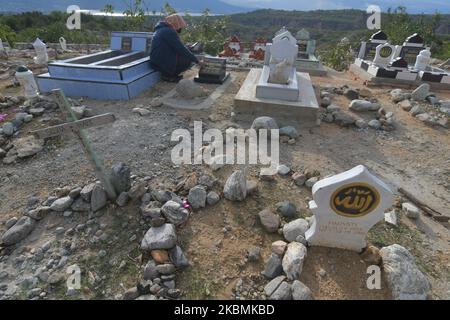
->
(31, 89), (117, 199)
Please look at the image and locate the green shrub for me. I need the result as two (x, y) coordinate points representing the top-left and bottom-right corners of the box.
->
(0, 23), (16, 47)
(320, 38), (355, 71)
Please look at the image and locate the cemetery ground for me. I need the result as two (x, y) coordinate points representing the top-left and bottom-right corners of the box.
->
(0, 52), (450, 300)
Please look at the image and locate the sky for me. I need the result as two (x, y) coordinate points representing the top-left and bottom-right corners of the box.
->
(223, 0), (450, 13)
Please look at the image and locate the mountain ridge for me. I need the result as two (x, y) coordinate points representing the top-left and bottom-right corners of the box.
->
(0, 0), (251, 14)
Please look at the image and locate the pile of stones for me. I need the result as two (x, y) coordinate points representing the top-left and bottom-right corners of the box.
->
(0, 95), (94, 164)
(0, 163), (223, 300)
(391, 84), (449, 129)
(251, 116), (299, 145)
(258, 209), (313, 300)
(1, 177), (115, 248)
(128, 172), (222, 300)
(319, 85), (396, 131)
(0, 180), (115, 299)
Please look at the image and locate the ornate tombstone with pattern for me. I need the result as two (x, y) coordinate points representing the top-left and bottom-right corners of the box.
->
(305, 165), (394, 252)
(194, 57), (229, 84)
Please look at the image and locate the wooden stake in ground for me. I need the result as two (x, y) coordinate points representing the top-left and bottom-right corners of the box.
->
(399, 187), (449, 223)
(31, 89), (117, 200)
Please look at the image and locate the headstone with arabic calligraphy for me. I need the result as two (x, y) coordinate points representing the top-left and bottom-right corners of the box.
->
(305, 165), (394, 252)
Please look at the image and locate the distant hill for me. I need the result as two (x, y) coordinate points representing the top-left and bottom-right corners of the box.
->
(228, 9), (450, 43)
(223, 0), (450, 14)
(0, 0), (250, 14)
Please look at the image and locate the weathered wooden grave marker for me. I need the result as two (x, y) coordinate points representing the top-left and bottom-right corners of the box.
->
(31, 89), (117, 199)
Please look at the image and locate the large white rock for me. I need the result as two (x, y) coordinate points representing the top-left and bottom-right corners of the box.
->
(264, 275), (286, 296)
(282, 242), (307, 280)
(251, 116), (278, 131)
(380, 244), (430, 300)
(161, 201), (189, 226)
(15, 136), (43, 158)
(291, 280), (313, 300)
(187, 185), (207, 209)
(1, 216), (36, 246)
(223, 170), (247, 201)
(411, 84), (430, 101)
(141, 224), (177, 251)
(50, 196), (73, 212)
(283, 218), (309, 242)
(349, 100), (380, 112)
(90, 185), (107, 212)
(269, 281), (292, 300)
(402, 202), (420, 219)
(305, 165), (394, 251)
(175, 79), (204, 99)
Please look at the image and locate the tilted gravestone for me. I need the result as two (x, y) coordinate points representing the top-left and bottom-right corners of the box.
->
(305, 165), (394, 252)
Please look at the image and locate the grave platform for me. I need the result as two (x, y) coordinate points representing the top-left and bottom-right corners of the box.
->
(296, 55), (327, 76)
(234, 68), (319, 124)
(350, 62), (450, 91)
(37, 32), (160, 100)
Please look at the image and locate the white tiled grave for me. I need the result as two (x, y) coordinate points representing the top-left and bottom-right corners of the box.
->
(234, 68), (319, 124)
(234, 27), (319, 124)
(305, 165), (394, 252)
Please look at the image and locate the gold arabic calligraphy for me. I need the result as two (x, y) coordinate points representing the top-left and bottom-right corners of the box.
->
(331, 184), (380, 217)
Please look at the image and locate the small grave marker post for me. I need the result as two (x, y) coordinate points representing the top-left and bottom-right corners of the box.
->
(305, 165), (394, 252)
(33, 89), (117, 199)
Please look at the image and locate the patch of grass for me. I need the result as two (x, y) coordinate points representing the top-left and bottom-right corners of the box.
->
(179, 268), (223, 300)
(368, 221), (421, 250)
(368, 221), (440, 277)
(232, 212), (246, 226)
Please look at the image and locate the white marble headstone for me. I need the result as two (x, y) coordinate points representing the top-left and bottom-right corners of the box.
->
(296, 29), (310, 41)
(305, 165), (394, 252)
(269, 37), (298, 66)
(59, 37), (67, 51)
(273, 30), (297, 46)
(33, 38), (48, 65)
(373, 43), (396, 67)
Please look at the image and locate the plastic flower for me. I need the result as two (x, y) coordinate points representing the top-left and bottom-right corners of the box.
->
(0, 114), (7, 122)
(182, 200), (191, 209)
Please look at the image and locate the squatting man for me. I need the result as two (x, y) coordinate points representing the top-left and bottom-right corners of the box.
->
(150, 14), (206, 82)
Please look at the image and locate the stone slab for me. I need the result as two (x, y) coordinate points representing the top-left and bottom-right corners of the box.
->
(234, 68), (319, 124)
(296, 59), (327, 77)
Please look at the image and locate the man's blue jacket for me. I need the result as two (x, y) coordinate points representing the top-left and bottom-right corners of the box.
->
(150, 21), (198, 75)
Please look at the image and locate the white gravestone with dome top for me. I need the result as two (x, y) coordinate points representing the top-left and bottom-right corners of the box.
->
(256, 30), (299, 101)
(305, 165), (394, 252)
(234, 27), (319, 125)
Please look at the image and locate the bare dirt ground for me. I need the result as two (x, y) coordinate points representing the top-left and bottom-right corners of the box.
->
(0, 53), (449, 300)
